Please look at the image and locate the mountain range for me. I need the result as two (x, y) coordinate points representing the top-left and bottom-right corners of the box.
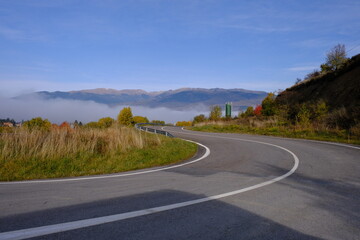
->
(18, 88), (268, 110)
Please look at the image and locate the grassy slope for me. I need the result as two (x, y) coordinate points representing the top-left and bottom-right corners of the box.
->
(191, 124), (360, 145)
(0, 128), (197, 181)
(276, 54), (360, 118)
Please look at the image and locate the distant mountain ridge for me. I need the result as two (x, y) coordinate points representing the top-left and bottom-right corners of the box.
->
(18, 88), (268, 110)
(69, 88), (163, 96)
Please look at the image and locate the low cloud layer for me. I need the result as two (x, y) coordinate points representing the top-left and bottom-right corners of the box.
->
(0, 97), (208, 124)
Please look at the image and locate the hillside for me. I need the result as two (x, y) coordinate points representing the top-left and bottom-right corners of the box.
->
(18, 88), (267, 111)
(276, 53), (360, 124)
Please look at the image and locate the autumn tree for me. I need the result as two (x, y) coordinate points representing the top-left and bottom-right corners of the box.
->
(151, 120), (165, 125)
(23, 117), (52, 131)
(98, 117), (115, 128)
(261, 93), (276, 116)
(244, 106), (254, 117)
(321, 44), (348, 72)
(209, 105), (222, 121)
(117, 107), (134, 126)
(59, 121), (71, 130)
(133, 116), (149, 124)
(193, 114), (207, 124)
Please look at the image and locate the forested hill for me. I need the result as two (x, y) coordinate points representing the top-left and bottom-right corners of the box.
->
(276, 53), (360, 126)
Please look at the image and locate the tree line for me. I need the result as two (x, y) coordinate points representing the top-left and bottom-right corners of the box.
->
(1, 107), (164, 132)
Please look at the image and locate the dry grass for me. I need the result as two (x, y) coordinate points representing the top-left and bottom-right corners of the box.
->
(1, 127), (160, 161)
(192, 120), (360, 145)
(0, 127), (197, 181)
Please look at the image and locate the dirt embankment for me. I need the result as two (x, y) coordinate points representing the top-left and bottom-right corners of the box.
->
(276, 54), (360, 121)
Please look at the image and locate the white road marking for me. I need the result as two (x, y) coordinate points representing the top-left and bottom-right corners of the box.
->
(0, 140), (209, 185)
(0, 133), (299, 240)
(174, 127), (360, 150)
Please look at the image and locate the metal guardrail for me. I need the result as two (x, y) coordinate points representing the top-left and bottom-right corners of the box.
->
(135, 123), (174, 138)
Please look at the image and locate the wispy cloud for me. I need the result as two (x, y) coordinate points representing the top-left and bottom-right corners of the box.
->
(204, 12), (295, 33)
(214, 23), (292, 33)
(295, 38), (334, 48)
(0, 25), (48, 41)
(0, 26), (23, 39)
(287, 66), (319, 72)
(0, 63), (55, 73)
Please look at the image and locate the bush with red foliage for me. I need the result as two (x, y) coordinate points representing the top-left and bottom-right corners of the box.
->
(59, 122), (71, 131)
(254, 105), (262, 116)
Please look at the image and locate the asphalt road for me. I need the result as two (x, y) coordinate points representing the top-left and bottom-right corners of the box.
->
(0, 127), (359, 240)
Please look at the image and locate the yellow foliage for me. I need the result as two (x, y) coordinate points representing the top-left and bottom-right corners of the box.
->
(176, 121), (192, 127)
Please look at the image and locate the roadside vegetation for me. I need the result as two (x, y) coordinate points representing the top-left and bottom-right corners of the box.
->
(0, 108), (197, 181)
(188, 45), (360, 145)
(192, 121), (360, 145)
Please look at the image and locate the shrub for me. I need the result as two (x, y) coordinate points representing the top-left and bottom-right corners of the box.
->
(254, 105), (262, 116)
(295, 78), (302, 84)
(296, 104), (311, 127)
(325, 107), (352, 129)
(85, 121), (100, 128)
(151, 120), (165, 125)
(98, 117), (115, 128)
(176, 121), (192, 127)
(133, 116), (149, 124)
(313, 100), (328, 122)
(350, 123), (360, 137)
(193, 114), (207, 124)
(243, 106), (254, 117)
(23, 117), (51, 131)
(304, 69), (321, 81)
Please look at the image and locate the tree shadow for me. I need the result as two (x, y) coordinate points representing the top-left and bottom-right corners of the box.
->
(1, 190), (322, 240)
(258, 163), (360, 228)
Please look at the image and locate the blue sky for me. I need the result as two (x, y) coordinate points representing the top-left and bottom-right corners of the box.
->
(1, 0), (360, 97)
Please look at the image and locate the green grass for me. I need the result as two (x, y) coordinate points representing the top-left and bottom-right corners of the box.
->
(0, 128), (197, 181)
(191, 124), (360, 145)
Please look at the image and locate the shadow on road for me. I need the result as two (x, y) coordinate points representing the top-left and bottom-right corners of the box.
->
(0, 190), (321, 240)
(260, 163), (360, 230)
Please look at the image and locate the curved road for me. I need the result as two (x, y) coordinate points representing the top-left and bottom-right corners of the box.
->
(0, 127), (359, 239)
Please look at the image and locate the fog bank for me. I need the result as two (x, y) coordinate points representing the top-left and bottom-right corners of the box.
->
(0, 97), (211, 124)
